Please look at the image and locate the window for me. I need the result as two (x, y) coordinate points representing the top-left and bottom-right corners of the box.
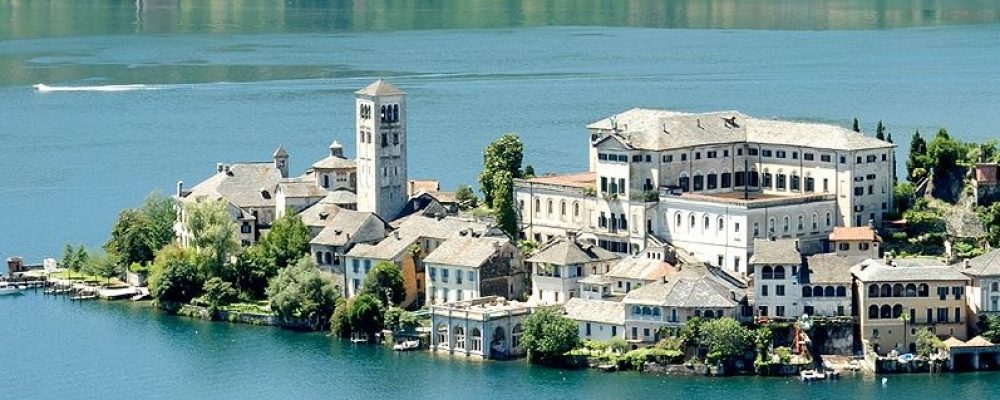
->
(776, 174), (787, 190)
(749, 148), (759, 156)
(955, 307), (962, 323)
(645, 154), (651, 162)
(721, 172), (732, 188)
(468, 271), (475, 283)
(760, 285), (769, 296)
(774, 266), (786, 279)
(758, 306), (768, 316)
(456, 271), (463, 284)
(762, 150), (773, 157)
(840, 156), (847, 164)
(805, 177), (814, 192)
(776, 285), (785, 296)
(953, 286), (964, 300)
(681, 153), (688, 161)
(693, 174), (704, 191)
(776, 306), (785, 317)
(707, 173), (718, 190)
(763, 173), (773, 188)
(695, 152), (701, 160)
(632, 155), (642, 162)
(790, 175), (800, 191)
(776, 150), (786, 158)
(938, 287), (948, 300)
(707, 151), (717, 159)
(663, 154), (674, 162)
(723, 150), (729, 157)
(804, 153), (814, 161)
(442, 268), (449, 283)
(937, 307), (948, 323)
(803, 286), (812, 297)
(839, 242), (849, 251)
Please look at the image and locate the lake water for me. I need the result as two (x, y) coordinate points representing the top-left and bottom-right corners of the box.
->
(3, 1), (1000, 398)
(2, 291), (999, 400)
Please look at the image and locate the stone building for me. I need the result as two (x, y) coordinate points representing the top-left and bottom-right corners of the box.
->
(515, 109), (895, 276)
(852, 257), (970, 355)
(749, 238), (802, 319)
(429, 296), (530, 360)
(355, 79), (408, 221)
(955, 249), (1000, 314)
(424, 236), (525, 305)
(564, 297), (626, 341)
(527, 233), (619, 305)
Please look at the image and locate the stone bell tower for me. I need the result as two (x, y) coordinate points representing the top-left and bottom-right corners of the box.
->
(355, 79), (407, 220)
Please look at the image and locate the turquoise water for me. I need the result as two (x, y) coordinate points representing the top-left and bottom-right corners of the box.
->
(2, 291), (999, 400)
(4, 2), (1000, 398)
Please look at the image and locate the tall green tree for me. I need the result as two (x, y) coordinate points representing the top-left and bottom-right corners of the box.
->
(183, 200), (240, 279)
(875, 120), (886, 140)
(360, 261), (406, 306)
(907, 130), (929, 183)
(266, 256), (340, 330)
(348, 294), (385, 341)
(149, 244), (204, 305)
(478, 133), (524, 205)
(230, 245), (277, 300)
(60, 244), (88, 272)
(521, 307), (579, 365)
(83, 251), (122, 283)
(258, 211), (311, 270)
(105, 209), (156, 267)
(197, 277), (237, 311)
(851, 118), (860, 133)
(141, 191), (177, 250)
(491, 169), (519, 238)
(330, 297), (352, 337)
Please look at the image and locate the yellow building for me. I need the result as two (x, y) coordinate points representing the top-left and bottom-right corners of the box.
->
(852, 258), (971, 355)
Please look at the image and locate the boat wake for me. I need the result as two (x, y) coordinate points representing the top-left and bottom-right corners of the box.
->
(33, 83), (159, 93)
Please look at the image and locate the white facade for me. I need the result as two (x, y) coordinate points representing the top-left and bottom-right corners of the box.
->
(355, 80), (408, 221)
(752, 264), (800, 318)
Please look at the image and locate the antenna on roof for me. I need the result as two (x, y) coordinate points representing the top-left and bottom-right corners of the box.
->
(723, 116), (739, 128)
(662, 124), (669, 134)
(696, 119), (702, 129)
(610, 116), (618, 132)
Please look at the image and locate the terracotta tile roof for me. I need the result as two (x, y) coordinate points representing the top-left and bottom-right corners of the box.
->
(524, 172), (596, 189)
(829, 226), (880, 242)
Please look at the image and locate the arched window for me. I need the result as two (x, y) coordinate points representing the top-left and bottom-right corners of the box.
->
(315, 251), (323, 264)
(868, 305), (879, 319)
(880, 284), (892, 297)
(826, 212), (832, 226)
(381, 132), (388, 147)
(993, 282), (1000, 292)
(470, 328), (482, 352)
(918, 284), (929, 297)
(437, 323), (449, 347)
(761, 266), (773, 279)
(652, 308), (661, 317)
(803, 286), (813, 297)
(892, 304), (903, 319)
(534, 198), (541, 216)
(704, 310), (715, 318)
(632, 306), (641, 315)
(693, 173), (704, 191)
(675, 213), (682, 227)
(905, 284), (917, 297)
(812, 213), (818, 230)
(642, 306), (653, 316)
(323, 175), (330, 188)
(547, 200), (553, 215)
(324, 252), (332, 265)
(560, 201), (567, 216)
(797, 215), (804, 230)
(813, 286), (824, 297)
(836, 286), (847, 297)
(704, 215), (711, 230)
(689, 214), (696, 229)
(393, 132), (399, 145)
(825, 286), (835, 297)
(768, 218), (776, 234)
(783, 216), (790, 233)
(892, 284), (904, 297)
(573, 202), (580, 218)
(718, 217), (725, 231)
(774, 266), (786, 280)
(880, 305), (892, 319)
(868, 284), (879, 297)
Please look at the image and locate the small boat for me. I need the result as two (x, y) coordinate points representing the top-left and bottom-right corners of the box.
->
(800, 369), (826, 382)
(0, 284), (26, 296)
(597, 364), (618, 372)
(898, 353), (915, 363)
(393, 340), (421, 351)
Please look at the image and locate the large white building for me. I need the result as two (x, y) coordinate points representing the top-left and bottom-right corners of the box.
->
(516, 109), (895, 275)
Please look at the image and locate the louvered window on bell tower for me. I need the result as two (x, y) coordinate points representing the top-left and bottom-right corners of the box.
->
(381, 133), (388, 147)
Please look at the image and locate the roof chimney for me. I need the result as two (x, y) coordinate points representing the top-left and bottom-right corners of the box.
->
(965, 259), (972, 269)
(224, 164), (231, 175)
(217, 163), (224, 173)
(393, 230), (400, 240)
(176, 180), (184, 197)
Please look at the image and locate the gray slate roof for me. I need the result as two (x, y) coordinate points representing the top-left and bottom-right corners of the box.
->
(277, 179), (327, 199)
(751, 238), (802, 265)
(312, 155), (356, 170)
(422, 236), (509, 268)
(356, 79), (405, 96)
(623, 270), (740, 308)
(955, 249), (1000, 277)
(182, 162), (282, 209)
(564, 298), (625, 325)
(527, 237), (618, 266)
(801, 254), (864, 284)
(310, 210), (383, 247)
(299, 195), (346, 228)
(587, 108), (893, 152)
(346, 215), (495, 261)
(851, 258), (970, 282)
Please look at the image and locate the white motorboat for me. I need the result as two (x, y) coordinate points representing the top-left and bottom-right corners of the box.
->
(800, 369), (826, 382)
(393, 340), (421, 351)
(0, 283), (26, 296)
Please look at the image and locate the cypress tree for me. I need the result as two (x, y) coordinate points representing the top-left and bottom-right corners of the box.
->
(875, 121), (886, 141)
(852, 118), (860, 133)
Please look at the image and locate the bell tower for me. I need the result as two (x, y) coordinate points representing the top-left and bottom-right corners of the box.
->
(355, 79), (407, 220)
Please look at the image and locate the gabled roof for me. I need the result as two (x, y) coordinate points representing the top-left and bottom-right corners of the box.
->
(851, 258), (970, 282)
(750, 238), (801, 265)
(605, 256), (677, 281)
(527, 237), (618, 266)
(623, 270), (740, 308)
(277, 179), (327, 199)
(587, 108), (893, 152)
(422, 236), (510, 268)
(299, 195), (345, 227)
(312, 155), (355, 170)
(801, 254), (864, 284)
(829, 226), (880, 242)
(564, 298), (625, 325)
(356, 79), (405, 96)
(309, 210), (384, 247)
(346, 215), (497, 261)
(954, 249), (1000, 277)
(182, 162), (282, 209)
